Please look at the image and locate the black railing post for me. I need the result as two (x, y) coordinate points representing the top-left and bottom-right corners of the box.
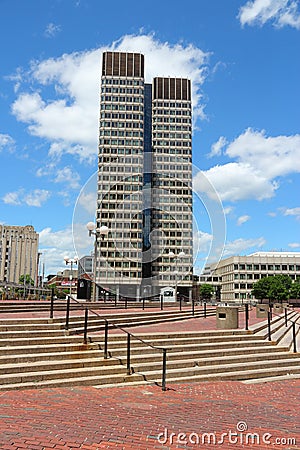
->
(267, 311), (272, 341)
(104, 320), (109, 359)
(245, 303), (249, 330)
(162, 349), (167, 391)
(204, 302), (207, 318)
(83, 307), (88, 344)
(292, 322), (297, 353)
(285, 308), (288, 327)
(114, 295), (117, 307)
(50, 288), (54, 319)
(160, 294), (164, 311)
(65, 295), (71, 330)
(192, 297), (195, 316)
(179, 295), (182, 311)
(125, 297), (128, 309)
(127, 333), (131, 375)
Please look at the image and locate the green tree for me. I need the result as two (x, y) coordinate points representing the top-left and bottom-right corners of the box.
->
(290, 281), (300, 300)
(199, 284), (214, 301)
(19, 274), (34, 286)
(251, 276), (271, 302)
(252, 275), (292, 303)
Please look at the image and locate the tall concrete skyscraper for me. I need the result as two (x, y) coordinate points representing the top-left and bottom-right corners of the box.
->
(96, 51), (193, 300)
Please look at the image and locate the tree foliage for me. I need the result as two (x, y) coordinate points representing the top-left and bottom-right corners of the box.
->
(19, 274), (34, 286)
(199, 283), (214, 300)
(252, 275), (293, 302)
(290, 281), (300, 299)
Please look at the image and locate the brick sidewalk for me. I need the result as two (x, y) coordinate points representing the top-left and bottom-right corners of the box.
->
(0, 380), (299, 449)
(0, 307), (299, 449)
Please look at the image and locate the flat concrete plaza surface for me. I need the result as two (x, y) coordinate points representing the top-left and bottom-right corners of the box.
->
(0, 380), (299, 449)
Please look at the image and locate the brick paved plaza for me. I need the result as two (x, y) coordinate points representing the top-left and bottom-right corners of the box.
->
(0, 379), (299, 449)
(0, 306), (299, 449)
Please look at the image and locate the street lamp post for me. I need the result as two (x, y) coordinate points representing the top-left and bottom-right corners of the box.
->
(169, 250), (185, 303)
(64, 256), (78, 297)
(86, 222), (109, 302)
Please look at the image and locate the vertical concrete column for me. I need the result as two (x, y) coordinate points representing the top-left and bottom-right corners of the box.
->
(136, 285), (140, 302)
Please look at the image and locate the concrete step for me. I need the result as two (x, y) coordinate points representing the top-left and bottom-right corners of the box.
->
(67, 313), (215, 334)
(0, 343), (287, 366)
(0, 356), (299, 391)
(97, 339), (276, 358)
(0, 356), (112, 375)
(0, 342), (98, 356)
(88, 329), (254, 341)
(249, 310), (297, 334)
(158, 365), (300, 385)
(0, 334), (90, 346)
(91, 333), (265, 350)
(134, 357), (300, 383)
(0, 343), (293, 376)
(131, 351), (300, 373)
(0, 349), (105, 365)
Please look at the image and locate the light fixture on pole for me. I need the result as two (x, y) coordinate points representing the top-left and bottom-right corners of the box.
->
(86, 222), (109, 302)
(169, 250), (185, 302)
(64, 256), (78, 297)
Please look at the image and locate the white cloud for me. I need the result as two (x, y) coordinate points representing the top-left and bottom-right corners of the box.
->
(288, 242), (300, 248)
(237, 215), (251, 226)
(10, 33), (209, 164)
(238, 0), (300, 29)
(39, 227), (77, 274)
(207, 136), (227, 158)
(198, 162), (278, 201)
(0, 133), (15, 151)
(223, 237), (266, 256)
(54, 167), (80, 189)
(225, 128), (300, 178)
(39, 224), (94, 275)
(77, 191), (97, 215)
(198, 128), (299, 201)
(2, 189), (51, 207)
(44, 23), (61, 38)
(194, 230), (213, 254)
(24, 190), (51, 207)
(2, 191), (21, 205)
(282, 206), (300, 219)
(223, 206), (234, 215)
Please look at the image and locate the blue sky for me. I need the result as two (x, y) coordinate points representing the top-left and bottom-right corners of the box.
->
(0, 0), (299, 275)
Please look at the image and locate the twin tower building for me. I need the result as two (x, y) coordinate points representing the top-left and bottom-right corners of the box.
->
(96, 51), (193, 300)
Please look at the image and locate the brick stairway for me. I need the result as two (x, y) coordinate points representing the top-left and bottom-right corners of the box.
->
(0, 308), (299, 390)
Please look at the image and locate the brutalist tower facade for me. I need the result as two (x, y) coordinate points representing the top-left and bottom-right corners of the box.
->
(97, 51), (193, 300)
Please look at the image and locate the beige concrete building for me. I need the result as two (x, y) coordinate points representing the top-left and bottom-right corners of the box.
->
(0, 225), (39, 285)
(202, 252), (300, 302)
(97, 51), (193, 300)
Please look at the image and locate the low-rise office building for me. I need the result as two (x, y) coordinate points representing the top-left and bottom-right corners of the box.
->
(202, 252), (300, 302)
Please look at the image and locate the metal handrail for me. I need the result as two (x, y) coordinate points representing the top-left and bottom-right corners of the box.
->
(63, 294), (171, 391)
(265, 306), (300, 352)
